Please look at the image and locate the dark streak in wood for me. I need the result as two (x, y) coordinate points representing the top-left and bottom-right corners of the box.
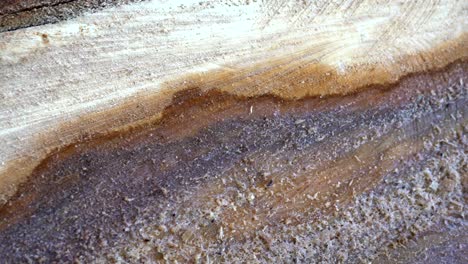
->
(0, 61), (466, 262)
(0, 0), (139, 32)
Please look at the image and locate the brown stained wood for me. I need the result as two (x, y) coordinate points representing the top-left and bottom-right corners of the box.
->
(376, 226), (468, 263)
(1, 0), (466, 204)
(0, 61), (466, 262)
(0, 0), (467, 263)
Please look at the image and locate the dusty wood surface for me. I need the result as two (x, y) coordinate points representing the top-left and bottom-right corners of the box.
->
(0, 0), (467, 263)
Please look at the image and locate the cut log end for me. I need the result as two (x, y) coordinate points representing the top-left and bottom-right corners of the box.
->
(0, 60), (466, 262)
(0, 0), (467, 262)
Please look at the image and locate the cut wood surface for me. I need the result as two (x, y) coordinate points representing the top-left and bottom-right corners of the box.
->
(0, 0), (467, 263)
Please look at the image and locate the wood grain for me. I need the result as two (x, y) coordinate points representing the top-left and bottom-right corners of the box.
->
(0, 0), (467, 263)
(0, 0), (466, 204)
(0, 0), (135, 32)
(0, 60), (466, 262)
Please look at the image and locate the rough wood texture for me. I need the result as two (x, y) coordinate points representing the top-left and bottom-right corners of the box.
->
(0, 0), (467, 263)
(0, 0), (141, 32)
